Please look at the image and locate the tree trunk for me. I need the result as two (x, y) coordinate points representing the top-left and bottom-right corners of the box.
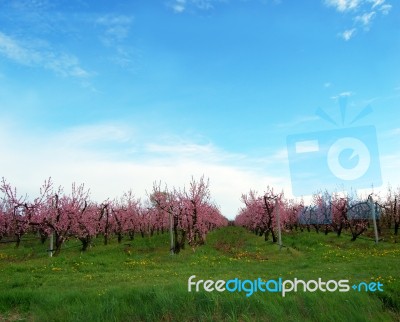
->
(54, 235), (64, 256)
(80, 237), (91, 251)
(179, 230), (186, 250)
(271, 229), (277, 243)
(40, 232), (48, 244)
(15, 235), (21, 248)
(336, 225), (343, 237)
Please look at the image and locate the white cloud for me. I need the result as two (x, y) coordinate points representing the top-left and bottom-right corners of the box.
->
(96, 15), (134, 44)
(338, 91), (353, 97)
(167, 0), (224, 13)
(11, 0), (52, 11)
(0, 32), (42, 65)
(169, 0), (187, 13)
(191, 0), (215, 10)
(354, 11), (376, 27)
(379, 4), (392, 14)
(168, 0), (187, 13)
(172, 4), (186, 13)
(44, 53), (91, 78)
(94, 14), (138, 70)
(324, 0), (392, 40)
(330, 91), (354, 99)
(340, 28), (356, 41)
(324, 82), (332, 88)
(0, 32), (90, 79)
(368, 0), (385, 8)
(324, 0), (361, 12)
(58, 123), (135, 146)
(2, 120), (398, 218)
(0, 121), (289, 219)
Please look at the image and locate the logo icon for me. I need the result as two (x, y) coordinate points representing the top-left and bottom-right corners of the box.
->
(287, 98), (382, 196)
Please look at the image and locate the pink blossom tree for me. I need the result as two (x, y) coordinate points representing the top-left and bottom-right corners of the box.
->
(236, 187), (283, 243)
(151, 176), (226, 253)
(150, 182), (183, 253)
(0, 178), (31, 247)
(42, 183), (90, 255)
(282, 198), (303, 232)
(0, 200), (10, 241)
(111, 190), (142, 243)
(69, 202), (100, 251)
(330, 193), (348, 237)
(0, 177), (52, 247)
(326, 192), (371, 241)
(346, 197), (371, 241)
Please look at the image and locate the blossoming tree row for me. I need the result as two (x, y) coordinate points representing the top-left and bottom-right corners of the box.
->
(0, 176), (227, 255)
(235, 186), (400, 242)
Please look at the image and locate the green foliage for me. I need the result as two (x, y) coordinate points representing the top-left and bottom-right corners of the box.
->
(0, 227), (399, 321)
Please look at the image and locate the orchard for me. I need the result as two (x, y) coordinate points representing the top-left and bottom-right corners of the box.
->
(236, 185), (400, 243)
(1, 176), (399, 255)
(0, 176), (227, 255)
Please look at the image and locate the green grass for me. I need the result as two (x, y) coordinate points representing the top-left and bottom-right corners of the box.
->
(0, 227), (399, 321)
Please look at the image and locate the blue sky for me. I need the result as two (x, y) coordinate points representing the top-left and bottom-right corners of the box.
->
(0, 0), (399, 218)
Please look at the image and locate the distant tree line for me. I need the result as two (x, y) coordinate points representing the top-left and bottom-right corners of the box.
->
(235, 186), (400, 242)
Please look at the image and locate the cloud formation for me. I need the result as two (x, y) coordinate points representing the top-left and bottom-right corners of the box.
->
(96, 15), (134, 45)
(170, 0), (187, 13)
(340, 28), (356, 41)
(2, 118), (397, 217)
(0, 32), (90, 78)
(94, 14), (138, 70)
(325, 0), (361, 12)
(0, 121), (289, 219)
(323, 0), (392, 40)
(167, 0), (226, 14)
(354, 11), (376, 28)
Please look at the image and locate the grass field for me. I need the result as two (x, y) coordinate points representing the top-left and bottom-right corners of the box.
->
(0, 226), (399, 321)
